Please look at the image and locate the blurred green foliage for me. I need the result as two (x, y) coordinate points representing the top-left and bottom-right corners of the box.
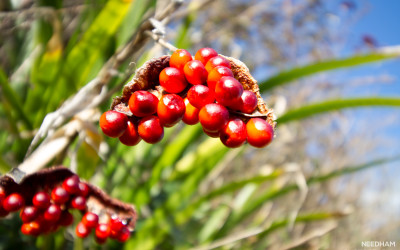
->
(0, 0), (399, 249)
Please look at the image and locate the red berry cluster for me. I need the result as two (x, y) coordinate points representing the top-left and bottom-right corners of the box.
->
(100, 48), (274, 148)
(0, 175), (130, 243)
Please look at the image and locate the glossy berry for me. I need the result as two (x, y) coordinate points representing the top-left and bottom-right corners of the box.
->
(232, 90), (258, 114)
(138, 116), (164, 144)
(205, 56), (231, 73)
(199, 103), (229, 132)
(51, 187), (70, 204)
(203, 128), (220, 138)
(20, 206), (39, 223)
(207, 66), (234, 93)
(99, 111), (128, 138)
(159, 67), (188, 93)
(78, 182), (90, 197)
(116, 227), (130, 242)
(44, 204), (61, 222)
(157, 94), (186, 127)
(182, 98), (200, 125)
(187, 85), (215, 109)
(220, 118), (247, 148)
(170, 49), (192, 71)
(32, 191), (51, 209)
(96, 223), (111, 239)
(70, 196), (86, 210)
(119, 120), (141, 146)
(21, 221), (41, 236)
(183, 60), (207, 85)
(63, 175), (80, 195)
(76, 222), (90, 238)
(195, 48), (218, 65)
(215, 76), (244, 107)
(246, 118), (274, 148)
(110, 216), (125, 232)
(82, 212), (99, 228)
(3, 193), (24, 212)
(128, 90), (158, 117)
(58, 211), (74, 226)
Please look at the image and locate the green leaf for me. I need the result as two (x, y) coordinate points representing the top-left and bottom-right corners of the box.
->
(214, 156), (400, 239)
(260, 47), (400, 91)
(277, 97), (400, 124)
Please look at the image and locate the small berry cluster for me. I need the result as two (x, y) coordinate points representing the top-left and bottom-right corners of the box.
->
(100, 48), (274, 148)
(0, 175), (130, 243)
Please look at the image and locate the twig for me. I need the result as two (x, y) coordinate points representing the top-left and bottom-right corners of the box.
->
(20, 0), (184, 178)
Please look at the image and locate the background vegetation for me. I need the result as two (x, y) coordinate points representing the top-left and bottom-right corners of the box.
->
(0, 0), (399, 249)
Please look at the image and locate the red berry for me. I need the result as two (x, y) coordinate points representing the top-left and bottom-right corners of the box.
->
(159, 67), (188, 93)
(119, 120), (141, 146)
(20, 206), (39, 223)
(205, 56), (230, 73)
(78, 182), (90, 197)
(51, 187), (70, 204)
(70, 196), (86, 210)
(58, 211), (74, 226)
(32, 191), (51, 209)
(138, 116), (164, 144)
(215, 76), (243, 107)
(21, 221), (41, 236)
(170, 49), (192, 71)
(110, 215), (125, 232)
(182, 98), (200, 125)
(63, 175), (80, 195)
(199, 103), (229, 132)
(99, 111), (128, 138)
(82, 212), (99, 228)
(195, 48), (218, 65)
(203, 128), (220, 138)
(0, 186), (6, 204)
(246, 118), (274, 148)
(95, 223), (110, 239)
(3, 193), (24, 212)
(232, 90), (258, 114)
(220, 118), (247, 148)
(128, 90), (158, 117)
(44, 204), (61, 222)
(157, 94), (186, 127)
(207, 66), (233, 93)
(116, 226), (130, 242)
(76, 222), (90, 238)
(183, 60), (207, 85)
(187, 85), (215, 109)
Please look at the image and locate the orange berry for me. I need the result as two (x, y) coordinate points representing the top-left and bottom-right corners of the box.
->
(202, 127), (220, 138)
(232, 90), (258, 114)
(128, 90), (158, 117)
(159, 67), (188, 93)
(99, 111), (128, 138)
(246, 118), (273, 148)
(183, 60), (207, 85)
(182, 98), (200, 125)
(220, 118), (247, 148)
(119, 120), (141, 146)
(205, 56), (230, 73)
(157, 94), (186, 127)
(138, 116), (164, 144)
(199, 103), (229, 132)
(207, 66), (233, 93)
(195, 48), (218, 65)
(170, 49), (192, 71)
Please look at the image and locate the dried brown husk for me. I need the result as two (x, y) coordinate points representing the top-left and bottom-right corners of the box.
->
(111, 55), (275, 128)
(0, 166), (136, 231)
